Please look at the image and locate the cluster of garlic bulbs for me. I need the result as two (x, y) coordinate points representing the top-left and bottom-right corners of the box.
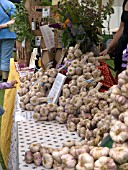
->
(107, 69), (128, 168)
(32, 45), (104, 121)
(18, 68), (58, 111)
(18, 69), (43, 97)
(25, 141), (118, 170)
(33, 103), (57, 121)
(65, 86), (113, 146)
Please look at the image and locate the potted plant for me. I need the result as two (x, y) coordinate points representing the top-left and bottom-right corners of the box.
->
(51, 0), (114, 54)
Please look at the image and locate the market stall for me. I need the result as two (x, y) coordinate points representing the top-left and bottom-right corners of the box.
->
(7, 45), (128, 169)
(2, 0), (128, 169)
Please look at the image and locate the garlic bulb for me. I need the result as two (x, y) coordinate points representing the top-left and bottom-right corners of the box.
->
(52, 147), (69, 163)
(90, 147), (109, 160)
(110, 121), (128, 143)
(25, 150), (33, 164)
(33, 152), (42, 166)
(112, 141), (128, 148)
(94, 156), (117, 170)
(42, 153), (53, 169)
(109, 147), (128, 164)
(70, 145), (89, 158)
(40, 106), (49, 116)
(61, 154), (77, 168)
(67, 121), (76, 132)
(118, 163), (128, 170)
(76, 153), (94, 170)
(63, 140), (75, 148)
(29, 143), (41, 153)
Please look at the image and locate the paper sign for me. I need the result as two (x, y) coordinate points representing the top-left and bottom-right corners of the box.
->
(48, 73), (66, 104)
(40, 25), (55, 49)
(21, 39), (25, 48)
(42, 7), (50, 18)
(15, 111), (34, 122)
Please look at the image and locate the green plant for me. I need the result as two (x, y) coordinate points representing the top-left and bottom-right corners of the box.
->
(52, 0), (114, 53)
(41, 0), (52, 6)
(10, 0), (35, 50)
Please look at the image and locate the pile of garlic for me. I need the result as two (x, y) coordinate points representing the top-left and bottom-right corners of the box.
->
(108, 69), (128, 168)
(25, 141), (118, 170)
(19, 67), (58, 111)
(23, 53), (128, 169)
(32, 45), (105, 122)
(63, 84), (113, 147)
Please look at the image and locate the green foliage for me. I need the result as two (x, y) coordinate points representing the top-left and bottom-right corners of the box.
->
(41, 0), (52, 6)
(53, 0), (114, 53)
(10, 0), (35, 50)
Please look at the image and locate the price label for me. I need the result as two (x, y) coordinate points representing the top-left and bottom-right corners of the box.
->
(40, 25), (55, 49)
(48, 73), (66, 104)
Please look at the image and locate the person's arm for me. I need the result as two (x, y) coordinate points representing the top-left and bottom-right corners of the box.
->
(0, 1), (16, 29)
(0, 81), (17, 90)
(0, 19), (15, 29)
(100, 21), (124, 56)
(108, 22), (124, 51)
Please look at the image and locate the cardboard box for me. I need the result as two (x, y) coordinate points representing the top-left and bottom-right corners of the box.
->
(41, 48), (62, 69)
(30, 0), (42, 6)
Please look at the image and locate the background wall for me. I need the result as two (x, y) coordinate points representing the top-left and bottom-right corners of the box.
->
(102, 0), (123, 34)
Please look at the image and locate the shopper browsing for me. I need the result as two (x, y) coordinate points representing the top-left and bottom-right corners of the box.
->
(0, 0), (16, 82)
(0, 80), (18, 115)
(100, 0), (128, 76)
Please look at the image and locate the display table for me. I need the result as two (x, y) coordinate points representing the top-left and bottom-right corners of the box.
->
(8, 94), (80, 170)
(1, 59), (80, 170)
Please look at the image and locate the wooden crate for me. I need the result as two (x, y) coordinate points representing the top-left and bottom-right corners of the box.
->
(16, 40), (31, 66)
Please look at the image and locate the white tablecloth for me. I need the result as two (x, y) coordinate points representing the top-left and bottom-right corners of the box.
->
(8, 94), (80, 170)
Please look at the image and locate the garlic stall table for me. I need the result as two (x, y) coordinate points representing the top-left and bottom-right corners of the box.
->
(8, 94), (81, 170)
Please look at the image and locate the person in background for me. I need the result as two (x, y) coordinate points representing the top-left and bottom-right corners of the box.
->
(0, 0), (16, 82)
(100, 0), (128, 77)
(0, 80), (17, 115)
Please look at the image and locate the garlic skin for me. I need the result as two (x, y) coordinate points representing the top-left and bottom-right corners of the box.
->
(33, 112), (41, 121)
(40, 106), (49, 116)
(90, 147), (109, 160)
(109, 147), (128, 164)
(24, 150), (33, 164)
(42, 153), (53, 169)
(29, 143), (41, 153)
(112, 141), (128, 148)
(94, 156), (117, 170)
(63, 140), (75, 148)
(67, 121), (76, 132)
(110, 121), (128, 143)
(118, 163), (128, 170)
(52, 147), (69, 163)
(76, 153), (94, 170)
(63, 88), (70, 98)
(70, 145), (89, 158)
(33, 152), (42, 166)
(61, 154), (77, 168)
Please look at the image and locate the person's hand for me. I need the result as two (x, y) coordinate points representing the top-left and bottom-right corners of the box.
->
(0, 25), (3, 29)
(100, 49), (107, 56)
(0, 24), (5, 29)
(11, 80), (18, 88)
